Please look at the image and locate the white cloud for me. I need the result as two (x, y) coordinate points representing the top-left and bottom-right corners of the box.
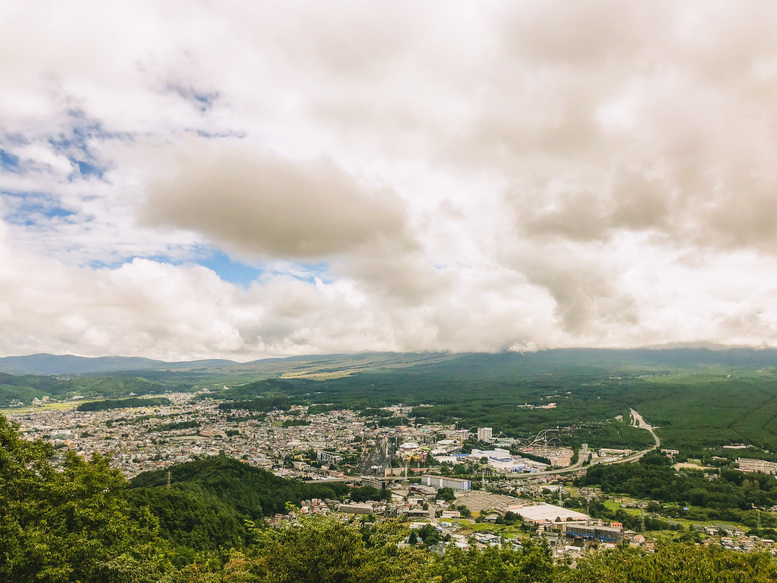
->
(2, 1), (777, 358)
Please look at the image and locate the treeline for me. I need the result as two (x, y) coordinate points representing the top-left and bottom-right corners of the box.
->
(215, 378), (300, 402)
(280, 418), (310, 427)
(564, 496), (684, 533)
(77, 396), (171, 411)
(218, 396), (293, 413)
(351, 485), (391, 503)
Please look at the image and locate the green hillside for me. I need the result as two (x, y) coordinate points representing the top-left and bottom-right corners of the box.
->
(129, 456), (351, 518)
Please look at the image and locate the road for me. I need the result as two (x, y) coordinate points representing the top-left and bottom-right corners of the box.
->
(628, 408), (661, 451)
(605, 408), (660, 464)
(503, 408), (660, 480)
(305, 408), (661, 484)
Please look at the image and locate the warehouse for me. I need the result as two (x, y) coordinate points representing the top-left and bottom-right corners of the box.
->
(510, 503), (588, 525)
(565, 524), (623, 543)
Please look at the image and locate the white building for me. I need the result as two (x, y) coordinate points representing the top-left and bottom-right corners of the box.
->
(477, 427), (493, 442)
(510, 503), (588, 525)
(422, 475), (471, 491)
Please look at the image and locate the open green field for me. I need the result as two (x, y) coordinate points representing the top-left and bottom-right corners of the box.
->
(0, 400), (91, 415)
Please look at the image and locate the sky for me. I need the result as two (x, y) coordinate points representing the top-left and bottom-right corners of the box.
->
(2, 1), (777, 361)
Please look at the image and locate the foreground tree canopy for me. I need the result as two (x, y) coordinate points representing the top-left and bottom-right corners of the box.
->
(0, 415), (166, 582)
(1, 413), (777, 582)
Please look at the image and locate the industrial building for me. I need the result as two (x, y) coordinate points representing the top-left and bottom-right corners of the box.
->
(737, 458), (777, 474)
(421, 475), (471, 491)
(510, 503), (588, 525)
(337, 504), (374, 515)
(565, 524), (623, 543)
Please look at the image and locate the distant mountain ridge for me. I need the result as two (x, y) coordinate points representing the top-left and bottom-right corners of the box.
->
(3, 346), (777, 376)
(0, 351), (462, 377)
(0, 354), (239, 375)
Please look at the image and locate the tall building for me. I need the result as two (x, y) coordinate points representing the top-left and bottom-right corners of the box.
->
(477, 427), (493, 442)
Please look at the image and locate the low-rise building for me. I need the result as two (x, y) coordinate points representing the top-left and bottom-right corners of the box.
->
(421, 475), (471, 491)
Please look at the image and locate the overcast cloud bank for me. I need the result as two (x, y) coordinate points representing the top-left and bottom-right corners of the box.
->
(1, 1), (777, 359)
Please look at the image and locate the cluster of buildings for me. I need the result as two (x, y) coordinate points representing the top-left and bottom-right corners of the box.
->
(13, 395), (520, 480)
(14, 391), (777, 562)
(11, 394), (617, 485)
(10, 393), (375, 477)
(416, 446), (550, 474)
(736, 458), (777, 474)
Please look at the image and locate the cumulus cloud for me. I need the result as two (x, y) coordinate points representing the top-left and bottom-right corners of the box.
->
(4, 1), (777, 358)
(142, 141), (413, 260)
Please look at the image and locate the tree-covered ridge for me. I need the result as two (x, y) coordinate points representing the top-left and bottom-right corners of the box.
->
(0, 372), (181, 406)
(76, 396), (172, 411)
(129, 456), (351, 517)
(124, 484), (248, 552)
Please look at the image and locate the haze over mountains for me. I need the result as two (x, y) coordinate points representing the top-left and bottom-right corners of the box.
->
(4, 347), (777, 377)
(0, 354), (236, 375)
(0, 351), (460, 376)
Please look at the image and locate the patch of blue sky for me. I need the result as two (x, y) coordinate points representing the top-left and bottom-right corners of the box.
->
(91, 250), (263, 287)
(196, 251), (264, 286)
(72, 160), (104, 179)
(296, 261), (330, 283)
(49, 116), (103, 153)
(47, 109), (121, 180)
(0, 149), (20, 171)
(193, 250), (330, 287)
(88, 249), (329, 289)
(1, 192), (76, 225)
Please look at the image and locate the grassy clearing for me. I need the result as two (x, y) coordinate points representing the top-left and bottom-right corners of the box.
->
(0, 400), (94, 414)
(602, 498), (749, 531)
